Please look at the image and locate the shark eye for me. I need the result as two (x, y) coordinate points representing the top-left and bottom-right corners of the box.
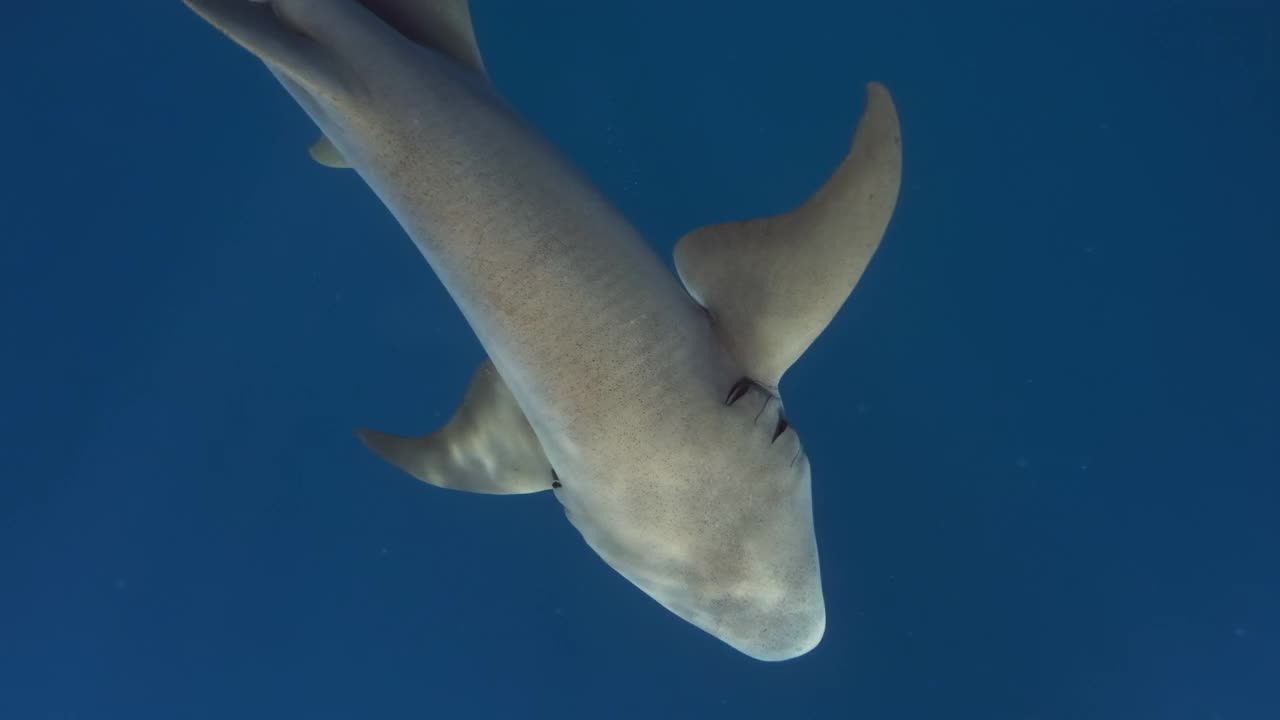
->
(771, 415), (790, 443)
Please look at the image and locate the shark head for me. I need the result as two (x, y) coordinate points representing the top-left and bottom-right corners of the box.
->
(556, 378), (826, 661)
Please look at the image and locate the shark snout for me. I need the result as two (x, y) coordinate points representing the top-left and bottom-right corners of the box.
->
(701, 573), (829, 661)
(719, 598), (826, 662)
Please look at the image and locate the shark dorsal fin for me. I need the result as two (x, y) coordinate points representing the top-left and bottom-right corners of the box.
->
(357, 360), (553, 495)
(673, 83), (902, 388)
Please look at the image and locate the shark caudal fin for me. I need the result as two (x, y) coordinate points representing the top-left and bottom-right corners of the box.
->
(673, 82), (902, 389)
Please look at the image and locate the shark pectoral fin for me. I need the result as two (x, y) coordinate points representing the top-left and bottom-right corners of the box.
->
(356, 360), (553, 495)
(308, 134), (350, 168)
(673, 82), (902, 388)
(184, 0), (350, 99)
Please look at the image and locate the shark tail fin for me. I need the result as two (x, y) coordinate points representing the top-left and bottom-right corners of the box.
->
(357, 360), (553, 495)
(673, 82), (902, 388)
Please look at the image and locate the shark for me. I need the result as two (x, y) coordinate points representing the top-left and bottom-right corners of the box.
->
(185, 0), (901, 661)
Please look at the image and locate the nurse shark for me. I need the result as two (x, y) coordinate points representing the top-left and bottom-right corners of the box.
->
(185, 0), (901, 660)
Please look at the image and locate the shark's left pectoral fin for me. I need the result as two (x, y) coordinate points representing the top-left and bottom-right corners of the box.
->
(357, 360), (553, 495)
(674, 82), (902, 388)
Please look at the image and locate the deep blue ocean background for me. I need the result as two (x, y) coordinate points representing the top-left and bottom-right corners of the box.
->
(2, 2), (1277, 718)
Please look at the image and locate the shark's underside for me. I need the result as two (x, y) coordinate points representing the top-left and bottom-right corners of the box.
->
(185, 0), (901, 660)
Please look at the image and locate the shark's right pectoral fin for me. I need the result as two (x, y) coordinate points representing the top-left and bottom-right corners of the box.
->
(673, 82), (902, 389)
(357, 360), (553, 495)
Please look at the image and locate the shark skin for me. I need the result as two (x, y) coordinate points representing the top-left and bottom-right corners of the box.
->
(184, 0), (902, 661)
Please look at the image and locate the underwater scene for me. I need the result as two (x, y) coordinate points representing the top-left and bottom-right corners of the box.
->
(1, 2), (1276, 718)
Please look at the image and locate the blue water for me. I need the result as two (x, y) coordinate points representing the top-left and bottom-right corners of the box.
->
(2, 3), (1276, 718)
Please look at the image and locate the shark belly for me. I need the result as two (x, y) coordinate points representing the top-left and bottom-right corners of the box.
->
(283, 58), (824, 659)
(184, 0), (901, 661)
(273, 51), (725, 470)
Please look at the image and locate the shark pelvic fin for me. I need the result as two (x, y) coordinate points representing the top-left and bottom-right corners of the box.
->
(308, 134), (351, 168)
